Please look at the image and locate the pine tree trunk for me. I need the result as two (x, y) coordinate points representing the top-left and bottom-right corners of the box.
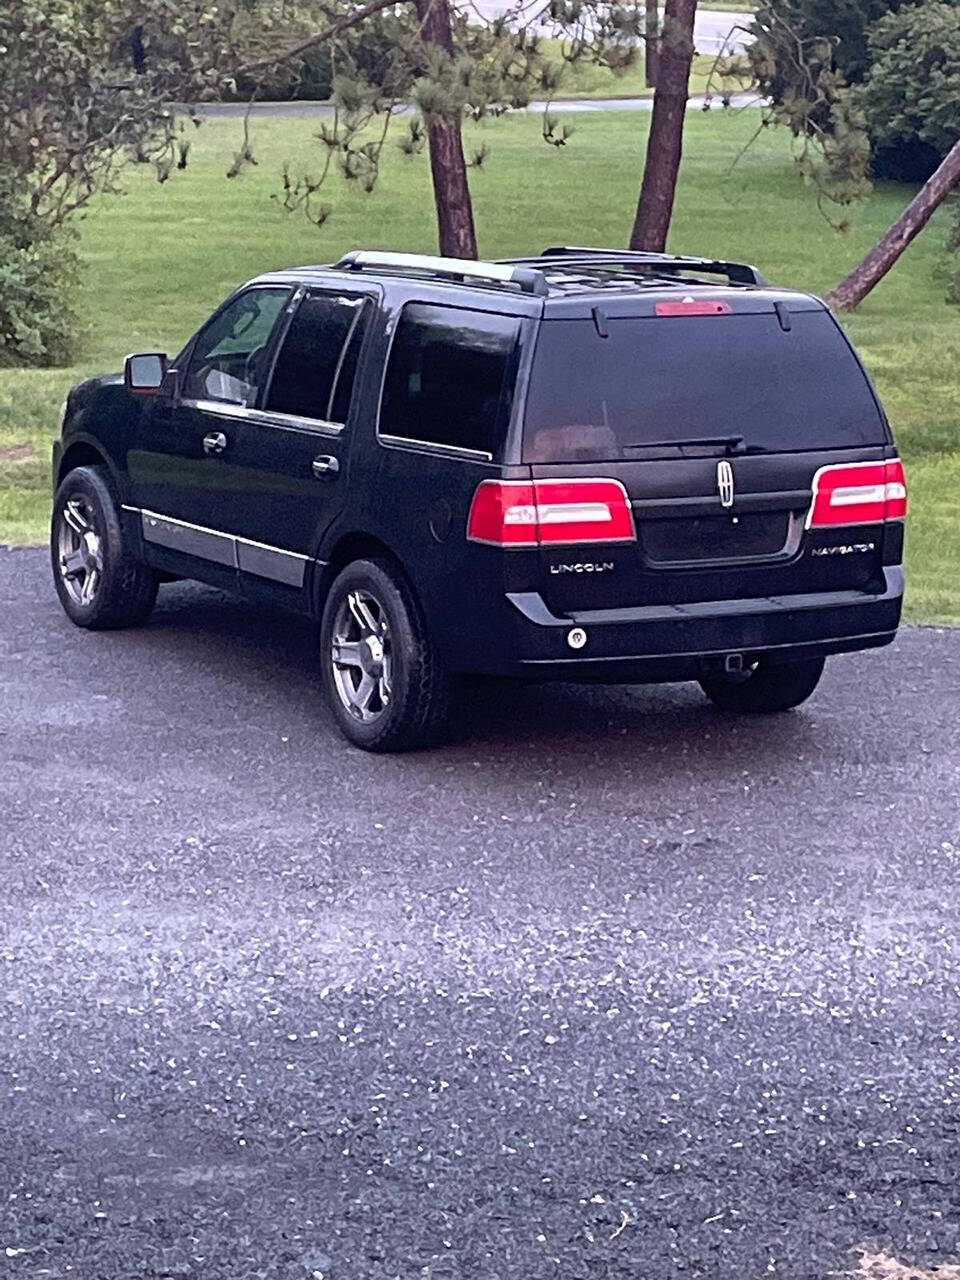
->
(630, 0), (697, 253)
(826, 137), (960, 311)
(424, 119), (478, 259)
(644, 0), (660, 87)
(414, 0), (478, 259)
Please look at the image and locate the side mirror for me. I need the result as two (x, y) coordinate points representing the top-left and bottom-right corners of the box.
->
(124, 352), (168, 394)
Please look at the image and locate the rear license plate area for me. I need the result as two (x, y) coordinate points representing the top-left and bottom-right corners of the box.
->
(640, 512), (792, 566)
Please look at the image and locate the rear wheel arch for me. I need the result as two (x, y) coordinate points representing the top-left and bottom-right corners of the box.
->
(315, 532), (411, 615)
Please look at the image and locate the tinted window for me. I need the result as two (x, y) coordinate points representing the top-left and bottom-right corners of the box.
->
(522, 310), (887, 461)
(265, 293), (369, 423)
(379, 303), (521, 456)
(184, 288), (289, 405)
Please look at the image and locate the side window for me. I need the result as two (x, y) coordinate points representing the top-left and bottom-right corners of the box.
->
(264, 293), (369, 424)
(379, 303), (521, 457)
(183, 288), (290, 406)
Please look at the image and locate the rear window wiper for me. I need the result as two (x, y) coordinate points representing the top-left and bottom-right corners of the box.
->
(624, 434), (750, 455)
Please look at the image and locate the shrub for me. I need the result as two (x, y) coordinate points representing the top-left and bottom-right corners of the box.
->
(228, 8), (413, 103)
(0, 190), (77, 368)
(747, 0), (957, 180)
(0, 0), (235, 367)
(858, 1), (960, 182)
(748, 0), (913, 113)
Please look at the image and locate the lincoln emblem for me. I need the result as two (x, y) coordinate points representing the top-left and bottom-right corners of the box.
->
(717, 459), (735, 509)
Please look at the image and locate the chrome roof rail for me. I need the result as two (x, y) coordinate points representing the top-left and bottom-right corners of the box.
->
(333, 250), (549, 296)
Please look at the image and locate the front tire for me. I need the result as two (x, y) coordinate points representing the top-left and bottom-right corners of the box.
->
(51, 465), (158, 630)
(699, 655), (825, 714)
(319, 558), (452, 752)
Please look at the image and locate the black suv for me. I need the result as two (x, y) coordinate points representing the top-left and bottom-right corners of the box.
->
(51, 247), (906, 750)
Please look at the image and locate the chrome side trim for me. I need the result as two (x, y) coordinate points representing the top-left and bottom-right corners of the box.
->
(378, 433), (493, 463)
(139, 508), (309, 587)
(236, 537), (308, 588)
(141, 509), (235, 567)
(182, 398), (248, 420)
(247, 407), (343, 436)
(181, 397), (345, 437)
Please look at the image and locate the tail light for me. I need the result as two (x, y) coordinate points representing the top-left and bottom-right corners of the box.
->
(467, 478), (636, 547)
(807, 459), (907, 528)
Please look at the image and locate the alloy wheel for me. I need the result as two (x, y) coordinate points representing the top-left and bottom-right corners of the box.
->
(57, 498), (104, 607)
(330, 589), (393, 723)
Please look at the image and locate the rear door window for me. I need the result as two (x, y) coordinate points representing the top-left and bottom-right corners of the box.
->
(522, 309), (887, 461)
(379, 303), (521, 458)
(264, 292), (369, 424)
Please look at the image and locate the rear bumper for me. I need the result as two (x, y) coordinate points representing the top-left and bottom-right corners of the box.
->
(486, 566), (904, 679)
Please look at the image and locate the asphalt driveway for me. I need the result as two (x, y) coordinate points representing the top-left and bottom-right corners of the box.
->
(1, 546), (958, 1279)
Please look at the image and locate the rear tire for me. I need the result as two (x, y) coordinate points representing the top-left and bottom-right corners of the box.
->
(319, 557), (452, 752)
(699, 655), (825, 714)
(51, 465), (158, 630)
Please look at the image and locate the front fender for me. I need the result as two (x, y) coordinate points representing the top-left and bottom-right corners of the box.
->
(56, 373), (143, 501)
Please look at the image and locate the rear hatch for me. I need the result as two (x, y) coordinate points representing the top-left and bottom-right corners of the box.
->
(520, 292), (896, 615)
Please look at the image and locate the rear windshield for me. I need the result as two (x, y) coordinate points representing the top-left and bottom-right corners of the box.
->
(522, 310), (887, 461)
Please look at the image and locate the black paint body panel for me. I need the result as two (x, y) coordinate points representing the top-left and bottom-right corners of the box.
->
(54, 264), (905, 681)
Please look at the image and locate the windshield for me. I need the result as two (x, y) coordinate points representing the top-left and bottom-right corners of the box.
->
(522, 310), (887, 462)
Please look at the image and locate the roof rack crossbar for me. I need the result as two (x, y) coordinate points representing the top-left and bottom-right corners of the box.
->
(333, 250), (548, 296)
(502, 246), (767, 288)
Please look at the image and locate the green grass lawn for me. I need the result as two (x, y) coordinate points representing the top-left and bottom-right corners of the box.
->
(538, 47), (732, 99)
(2, 107), (957, 622)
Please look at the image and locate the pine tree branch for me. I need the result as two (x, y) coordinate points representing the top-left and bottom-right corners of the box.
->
(235, 0), (403, 76)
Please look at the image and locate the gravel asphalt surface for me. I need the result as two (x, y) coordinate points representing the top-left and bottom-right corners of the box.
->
(1, 545), (959, 1279)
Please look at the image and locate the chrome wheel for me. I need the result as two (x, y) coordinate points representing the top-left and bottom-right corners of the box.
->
(56, 498), (103, 607)
(330, 589), (393, 723)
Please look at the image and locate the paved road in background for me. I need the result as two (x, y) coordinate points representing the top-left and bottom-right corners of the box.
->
(195, 8), (754, 120)
(685, 6), (752, 53)
(2, 546), (959, 1279)
(196, 91), (758, 118)
(468, 3), (751, 53)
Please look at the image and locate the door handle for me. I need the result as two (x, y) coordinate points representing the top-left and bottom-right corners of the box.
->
(203, 431), (228, 456)
(312, 455), (340, 478)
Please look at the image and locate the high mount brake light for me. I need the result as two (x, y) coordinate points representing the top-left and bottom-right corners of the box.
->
(467, 478), (636, 547)
(655, 300), (732, 317)
(807, 459), (908, 528)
